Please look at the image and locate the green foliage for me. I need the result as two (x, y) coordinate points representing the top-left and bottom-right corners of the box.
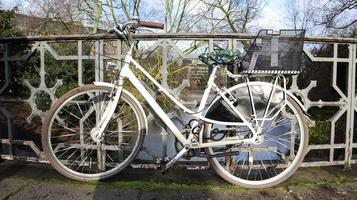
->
(0, 10), (21, 37)
(0, 10), (95, 111)
(0, 11), (32, 98)
(35, 92), (52, 111)
(6, 42), (95, 112)
(117, 48), (189, 113)
(309, 117), (330, 144)
(43, 43), (95, 97)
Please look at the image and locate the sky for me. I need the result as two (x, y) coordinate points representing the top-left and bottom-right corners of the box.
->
(1, 0), (291, 30)
(1, 0), (21, 10)
(257, 0), (287, 29)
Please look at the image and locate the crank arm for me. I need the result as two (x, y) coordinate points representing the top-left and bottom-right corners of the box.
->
(161, 145), (190, 174)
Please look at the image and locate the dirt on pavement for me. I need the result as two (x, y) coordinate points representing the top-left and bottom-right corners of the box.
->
(0, 160), (357, 200)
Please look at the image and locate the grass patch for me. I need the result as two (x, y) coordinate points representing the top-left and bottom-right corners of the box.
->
(12, 175), (247, 193)
(6, 166), (357, 193)
(11, 173), (357, 194)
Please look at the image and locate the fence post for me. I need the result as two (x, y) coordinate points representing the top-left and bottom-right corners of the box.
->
(346, 44), (356, 169)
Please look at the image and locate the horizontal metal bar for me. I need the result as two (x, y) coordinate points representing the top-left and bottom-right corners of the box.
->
(301, 161), (345, 167)
(53, 143), (130, 151)
(0, 155), (210, 170)
(307, 144), (346, 150)
(0, 153), (349, 169)
(0, 154), (48, 163)
(0, 33), (356, 43)
(1, 139), (42, 157)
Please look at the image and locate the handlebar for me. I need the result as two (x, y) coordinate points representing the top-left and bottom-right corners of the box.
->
(107, 19), (164, 44)
(139, 21), (164, 29)
(108, 19), (164, 34)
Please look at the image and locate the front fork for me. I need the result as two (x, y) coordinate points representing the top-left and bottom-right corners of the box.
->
(90, 77), (124, 143)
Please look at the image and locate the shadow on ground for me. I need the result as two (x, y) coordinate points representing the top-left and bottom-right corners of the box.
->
(0, 160), (357, 200)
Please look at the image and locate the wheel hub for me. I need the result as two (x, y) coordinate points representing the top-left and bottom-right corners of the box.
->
(253, 126), (264, 145)
(90, 127), (102, 143)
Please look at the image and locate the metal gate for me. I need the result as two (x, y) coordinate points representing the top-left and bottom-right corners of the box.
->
(0, 34), (356, 167)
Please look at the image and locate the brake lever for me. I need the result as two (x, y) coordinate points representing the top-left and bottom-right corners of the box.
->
(125, 18), (141, 29)
(113, 26), (122, 35)
(107, 24), (124, 34)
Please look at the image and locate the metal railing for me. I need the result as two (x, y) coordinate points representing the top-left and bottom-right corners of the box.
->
(0, 33), (356, 168)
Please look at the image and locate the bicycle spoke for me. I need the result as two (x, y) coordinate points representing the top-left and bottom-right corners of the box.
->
(264, 134), (291, 150)
(44, 86), (144, 179)
(207, 87), (305, 186)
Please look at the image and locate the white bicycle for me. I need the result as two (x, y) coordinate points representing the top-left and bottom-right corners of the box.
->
(41, 18), (308, 188)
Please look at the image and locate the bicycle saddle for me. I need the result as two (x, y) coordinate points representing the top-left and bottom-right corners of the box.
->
(199, 49), (242, 66)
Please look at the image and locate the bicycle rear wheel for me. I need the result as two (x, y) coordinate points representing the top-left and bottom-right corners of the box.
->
(41, 84), (146, 181)
(204, 83), (308, 188)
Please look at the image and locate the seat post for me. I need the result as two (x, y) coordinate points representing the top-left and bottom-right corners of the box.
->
(197, 65), (219, 112)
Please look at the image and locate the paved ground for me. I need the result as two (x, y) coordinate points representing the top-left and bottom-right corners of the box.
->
(0, 160), (357, 200)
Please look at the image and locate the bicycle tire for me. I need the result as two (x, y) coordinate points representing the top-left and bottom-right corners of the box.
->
(204, 83), (308, 188)
(41, 84), (146, 181)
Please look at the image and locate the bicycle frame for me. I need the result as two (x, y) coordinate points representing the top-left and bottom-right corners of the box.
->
(94, 44), (269, 149)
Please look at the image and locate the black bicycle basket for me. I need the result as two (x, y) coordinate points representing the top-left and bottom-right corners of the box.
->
(239, 29), (305, 74)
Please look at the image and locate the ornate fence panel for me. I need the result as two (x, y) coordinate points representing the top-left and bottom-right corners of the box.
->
(0, 34), (356, 168)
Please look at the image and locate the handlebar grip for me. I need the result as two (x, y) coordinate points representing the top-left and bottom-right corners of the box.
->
(139, 21), (164, 29)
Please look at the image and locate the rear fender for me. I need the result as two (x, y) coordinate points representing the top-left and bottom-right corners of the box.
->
(207, 81), (311, 124)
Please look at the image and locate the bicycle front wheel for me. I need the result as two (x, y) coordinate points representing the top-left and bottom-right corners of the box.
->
(41, 84), (146, 181)
(204, 83), (308, 188)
